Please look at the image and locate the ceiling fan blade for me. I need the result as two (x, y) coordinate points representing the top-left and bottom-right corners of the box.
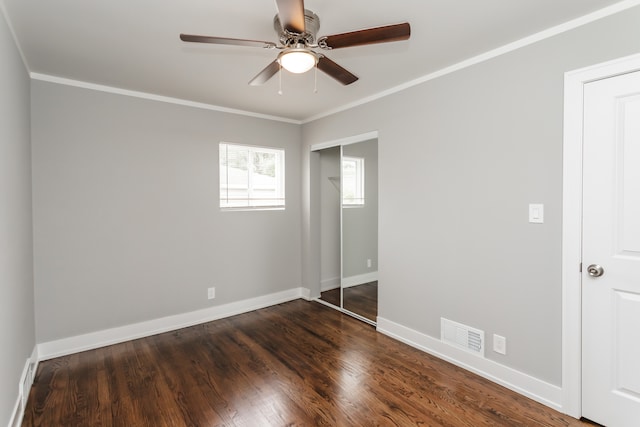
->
(180, 34), (276, 49)
(249, 60), (281, 86)
(319, 22), (410, 50)
(275, 0), (306, 33)
(317, 56), (358, 86)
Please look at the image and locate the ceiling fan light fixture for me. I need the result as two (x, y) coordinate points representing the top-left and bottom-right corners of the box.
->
(278, 49), (317, 74)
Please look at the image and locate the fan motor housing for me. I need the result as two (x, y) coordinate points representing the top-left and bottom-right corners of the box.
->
(273, 9), (320, 46)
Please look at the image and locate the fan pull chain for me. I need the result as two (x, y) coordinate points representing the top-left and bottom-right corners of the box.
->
(314, 63), (318, 93)
(278, 63), (283, 95)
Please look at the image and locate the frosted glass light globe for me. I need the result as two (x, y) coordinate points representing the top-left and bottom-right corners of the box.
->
(279, 50), (317, 74)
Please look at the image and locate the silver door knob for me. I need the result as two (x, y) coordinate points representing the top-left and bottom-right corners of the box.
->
(587, 264), (604, 277)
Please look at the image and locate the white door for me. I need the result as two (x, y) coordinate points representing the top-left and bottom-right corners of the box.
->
(582, 70), (640, 427)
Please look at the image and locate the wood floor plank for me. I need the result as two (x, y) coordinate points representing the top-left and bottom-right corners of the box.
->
(319, 287), (340, 307)
(23, 300), (596, 426)
(343, 281), (378, 321)
(320, 281), (378, 322)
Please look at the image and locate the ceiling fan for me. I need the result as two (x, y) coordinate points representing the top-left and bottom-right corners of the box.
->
(180, 0), (410, 86)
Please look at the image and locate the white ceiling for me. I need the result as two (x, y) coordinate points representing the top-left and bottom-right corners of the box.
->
(2, 0), (631, 121)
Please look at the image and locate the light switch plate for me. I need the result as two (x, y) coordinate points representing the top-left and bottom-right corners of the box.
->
(529, 204), (544, 223)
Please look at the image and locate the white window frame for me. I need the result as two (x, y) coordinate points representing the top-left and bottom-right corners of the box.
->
(219, 143), (285, 210)
(342, 156), (365, 207)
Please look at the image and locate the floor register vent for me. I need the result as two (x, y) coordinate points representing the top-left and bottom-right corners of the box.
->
(441, 318), (485, 357)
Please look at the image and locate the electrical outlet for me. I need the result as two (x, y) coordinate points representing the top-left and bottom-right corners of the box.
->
(367, 259), (372, 268)
(207, 287), (215, 300)
(493, 334), (506, 355)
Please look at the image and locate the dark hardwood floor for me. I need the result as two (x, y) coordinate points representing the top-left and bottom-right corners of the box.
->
(320, 281), (378, 322)
(343, 281), (377, 321)
(24, 300), (595, 426)
(320, 286), (340, 307)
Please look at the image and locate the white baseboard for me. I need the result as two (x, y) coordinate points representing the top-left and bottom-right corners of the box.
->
(38, 287), (310, 361)
(321, 276), (340, 292)
(376, 317), (563, 412)
(9, 345), (38, 427)
(299, 287), (312, 301)
(341, 271), (378, 288)
(9, 394), (21, 427)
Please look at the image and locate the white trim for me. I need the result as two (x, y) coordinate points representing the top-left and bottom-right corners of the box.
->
(299, 287), (311, 301)
(17, 361), (29, 418)
(30, 344), (39, 388)
(16, 1), (638, 128)
(30, 73), (302, 125)
(9, 394), (21, 427)
(0, 1), (31, 72)
(310, 131), (378, 152)
(302, 0), (640, 124)
(341, 271), (378, 288)
(562, 52), (640, 418)
(377, 317), (562, 411)
(37, 287), (309, 361)
(8, 345), (38, 427)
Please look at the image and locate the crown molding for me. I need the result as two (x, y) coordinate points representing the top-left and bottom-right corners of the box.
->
(302, 0), (640, 123)
(30, 73), (302, 125)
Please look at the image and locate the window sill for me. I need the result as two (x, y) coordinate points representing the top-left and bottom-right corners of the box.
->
(220, 206), (286, 212)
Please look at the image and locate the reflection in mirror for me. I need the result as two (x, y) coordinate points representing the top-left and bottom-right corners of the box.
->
(341, 140), (378, 323)
(317, 146), (341, 308)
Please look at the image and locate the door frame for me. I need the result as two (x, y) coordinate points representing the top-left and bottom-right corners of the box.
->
(562, 52), (640, 418)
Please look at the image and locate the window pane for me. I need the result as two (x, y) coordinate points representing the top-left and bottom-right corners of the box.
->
(253, 151), (276, 177)
(343, 156), (364, 206)
(220, 143), (285, 209)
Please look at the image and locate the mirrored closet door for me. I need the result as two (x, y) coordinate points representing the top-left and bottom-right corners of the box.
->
(315, 138), (378, 324)
(340, 140), (378, 323)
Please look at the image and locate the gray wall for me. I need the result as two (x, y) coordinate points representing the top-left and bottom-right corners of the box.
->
(342, 139), (378, 278)
(318, 147), (340, 289)
(302, 6), (640, 385)
(0, 9), (35, 426)
(31, 81), (302, 343)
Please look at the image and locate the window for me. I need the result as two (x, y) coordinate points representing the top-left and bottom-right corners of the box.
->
(219, 143), (285, 209)
(342, 156), (364, 206)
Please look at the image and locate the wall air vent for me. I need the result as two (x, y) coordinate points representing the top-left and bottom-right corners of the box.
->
(441, 317), (485, 357)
